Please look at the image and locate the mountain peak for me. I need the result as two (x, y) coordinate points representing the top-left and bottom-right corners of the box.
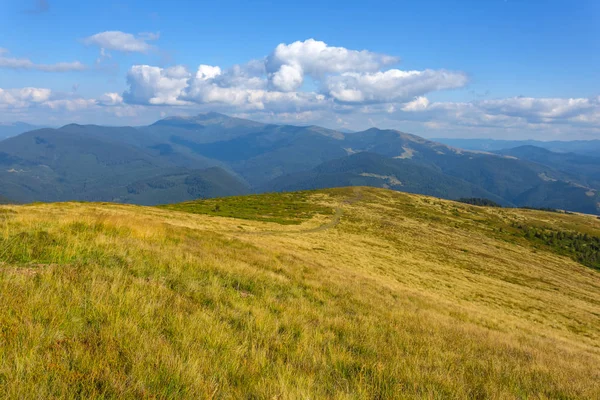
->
(194, 111), (229, 120)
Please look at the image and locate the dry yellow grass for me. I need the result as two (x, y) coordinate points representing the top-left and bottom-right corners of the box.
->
(0, 187), (599, 398)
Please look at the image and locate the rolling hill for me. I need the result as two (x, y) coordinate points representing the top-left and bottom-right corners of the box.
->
(0, 187), (599, 398)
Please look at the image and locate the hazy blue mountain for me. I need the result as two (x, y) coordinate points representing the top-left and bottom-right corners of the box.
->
(495, 146), (600, 189)
(514, 181), (600, 215)
(0, 194), (15, 204)
(0, 125), (249, 204)
(434, 138), (600, 156)
(0, 122), (48, 140)
(147, 115), (347, 186)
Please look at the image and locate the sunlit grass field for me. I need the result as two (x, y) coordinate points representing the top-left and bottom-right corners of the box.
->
(0, 187), (599, 398)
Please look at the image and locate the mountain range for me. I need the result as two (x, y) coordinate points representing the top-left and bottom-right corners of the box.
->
(0, 112), (599, 214)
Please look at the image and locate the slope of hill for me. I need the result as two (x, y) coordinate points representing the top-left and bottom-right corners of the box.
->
(1, 187), (599, 398)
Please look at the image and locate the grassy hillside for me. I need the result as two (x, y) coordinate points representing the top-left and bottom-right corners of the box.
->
(0, 187), (599, 398)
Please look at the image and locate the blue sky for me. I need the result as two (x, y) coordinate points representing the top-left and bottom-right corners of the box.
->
(0, 0), (598, 139)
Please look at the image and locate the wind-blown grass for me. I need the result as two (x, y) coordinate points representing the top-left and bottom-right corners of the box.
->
(0, 187), (599, 398)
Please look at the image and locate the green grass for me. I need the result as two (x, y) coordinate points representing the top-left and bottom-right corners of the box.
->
(159, 191), (334, 225)
(511, 222), (600, 270)
(0, 187), (599, 398)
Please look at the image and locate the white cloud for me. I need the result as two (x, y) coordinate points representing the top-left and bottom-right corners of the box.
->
(386, 95), (600, 138)
(122, 63), (328, 112)
(266, 39), (398, 92)
(44, 98), (98, 111)
(401, 96), (430, 111)
(399, 96), (600, 125)
(0, 49), (86, 72)
(4, 37), (590, 139)
(82, 31), (159, 53)
(100, 92), (124, 106)
(326, 69), (468, 103)
(195, 65), (222, 81)
(121, 39), (468, 114)
(270, 39), (394, 73)
(123, 65), (191, 105)
(476, 97), (597, 121)
(0, 87), (52, 107)
(270, 64), (304, 92)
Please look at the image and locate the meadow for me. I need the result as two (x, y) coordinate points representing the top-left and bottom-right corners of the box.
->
(0, 187), (599, 398)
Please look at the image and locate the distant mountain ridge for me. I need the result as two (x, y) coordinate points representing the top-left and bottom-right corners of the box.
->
(435, 137), (600, 156)
(0, 122), (49, 140)
(0, 112), (598, 214)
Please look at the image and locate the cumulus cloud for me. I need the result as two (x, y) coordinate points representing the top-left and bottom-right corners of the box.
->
(270, 64), (304, 92)
(401, 96), (430, 111)
(0, 86), (148, 124)
(476, 97), (598, 121)
(44, 98), (98, 111)
(392, 96), (600, 133)
(0, 87), (52, 108)
(123, 65), (191, 105)
(402, 96), (598, 119)
(120, 39), (468, 114)
(124, 62), (329, 112)
(326, 69), (467, 103)
(82, 31), (160, 53)
(0, 49), (86, 72)
(7, 37), (589, 138)
(265, 39), (398, 91)
(99, 92), (124, 106)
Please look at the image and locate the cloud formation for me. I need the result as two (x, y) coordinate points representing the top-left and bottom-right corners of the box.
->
(121, 39), (464, 113)
(265, 39), (398, 92)
(326, 69), (467, 103)
(0, 88), (52, 108)
(2, 38), (598, 139)
(124, 65), (190, 105)
(398, 96), (600, 127)
(0, 50), (86, 72)
(82, 31), (160, 53)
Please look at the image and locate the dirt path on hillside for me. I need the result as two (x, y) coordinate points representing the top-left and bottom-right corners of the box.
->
(241, 187), (363, 236)
(299, 188), (363, 233)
